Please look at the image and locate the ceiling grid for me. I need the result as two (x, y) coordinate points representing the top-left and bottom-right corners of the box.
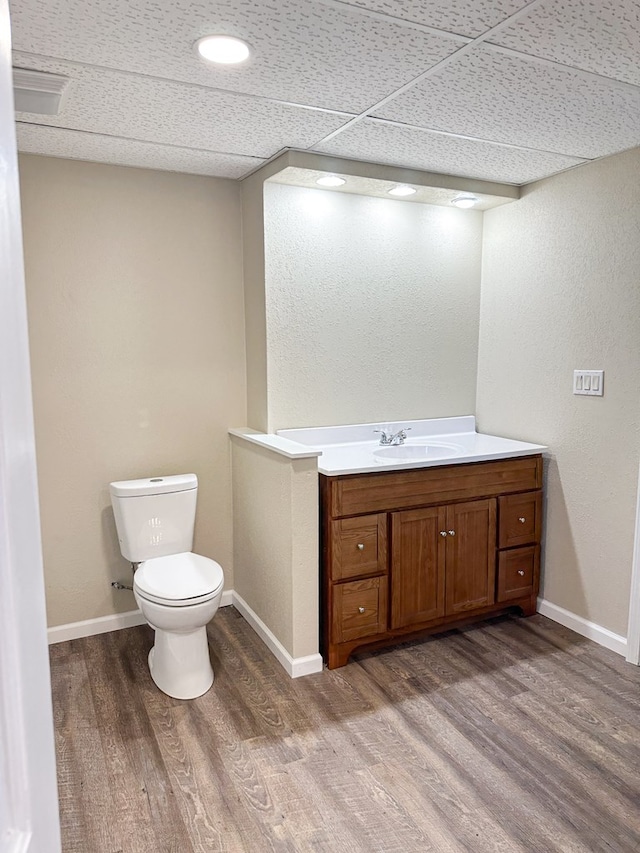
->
(11, 0), (640, 185)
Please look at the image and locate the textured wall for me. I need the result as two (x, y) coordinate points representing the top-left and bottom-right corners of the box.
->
(477, 148), (640, 637)
(231, 437), (319, 658)
(19, 155), (246, 627)
(241, 173), (269, 432)
(263, 183), (483, 431)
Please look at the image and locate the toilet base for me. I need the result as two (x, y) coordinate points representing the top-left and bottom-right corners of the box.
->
(148, 626), (214, 700)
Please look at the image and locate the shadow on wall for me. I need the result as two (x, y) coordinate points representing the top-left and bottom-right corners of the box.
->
(101, 503), (136, 611)
(540, 456), (587, 617)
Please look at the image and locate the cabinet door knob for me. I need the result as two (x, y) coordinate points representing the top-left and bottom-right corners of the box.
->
(357, 543), (364, 550)
(448, 530), (456, 537)
(440, 531), (448, 537)
(518, 517), (526, 523)
(358, 606), (365, 614)
(517, 569), (525, 576)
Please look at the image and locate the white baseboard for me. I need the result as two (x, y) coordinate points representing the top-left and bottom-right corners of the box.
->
(48, 589), (236, 645)
(45, 591), (323, 679)
(232, 591), (323, 678)
(537, 598), (627, 657)
(48, 609), (147, 644)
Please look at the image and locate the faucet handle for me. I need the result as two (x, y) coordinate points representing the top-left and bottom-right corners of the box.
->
(374, 428), (392, 445)
(388, 426), (412, 445)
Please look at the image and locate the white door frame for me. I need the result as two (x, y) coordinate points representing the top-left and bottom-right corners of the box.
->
(0, 1), (62, 849)
(626, 465), (640, 665)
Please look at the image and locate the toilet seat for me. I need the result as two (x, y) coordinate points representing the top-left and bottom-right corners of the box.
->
(134, 552), (224, 607)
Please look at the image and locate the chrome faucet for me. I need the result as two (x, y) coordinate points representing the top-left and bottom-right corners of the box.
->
(374, 427), (411, 446)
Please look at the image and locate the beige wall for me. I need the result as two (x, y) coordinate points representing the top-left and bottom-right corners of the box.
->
(263, 183), (483, 431)
(477, 148), (640, 637)
(231, 437), (319, 658)
(19, 155), (246, 627)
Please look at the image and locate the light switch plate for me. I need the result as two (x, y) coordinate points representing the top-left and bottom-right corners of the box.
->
(573, 369), (604, 396)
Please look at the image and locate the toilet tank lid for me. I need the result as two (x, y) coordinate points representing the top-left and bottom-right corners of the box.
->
(109, 473), (197, 498)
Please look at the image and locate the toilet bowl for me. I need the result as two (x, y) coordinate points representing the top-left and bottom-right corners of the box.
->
(109, 473), (225, 700)
(133, 552), (224, 699)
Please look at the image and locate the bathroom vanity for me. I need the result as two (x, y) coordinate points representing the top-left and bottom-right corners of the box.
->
(278, 417), (546, 669)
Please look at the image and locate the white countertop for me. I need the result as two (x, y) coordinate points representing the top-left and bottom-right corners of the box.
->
(276, 416), (547, 476)
(228, 427), (322, 459)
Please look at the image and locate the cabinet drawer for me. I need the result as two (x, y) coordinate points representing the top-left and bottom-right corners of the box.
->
(497, 546), (539, 602)
(329, 514), (387, 581)
(332, 577), (387, 643)
(499, 491), (542, 549)
(327, 456), (542, 518)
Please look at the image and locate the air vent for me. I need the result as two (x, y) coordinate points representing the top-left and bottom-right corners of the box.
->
(13, 68), (69, 116)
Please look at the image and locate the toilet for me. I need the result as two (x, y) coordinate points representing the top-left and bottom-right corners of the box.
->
(109, 473), (224, 700)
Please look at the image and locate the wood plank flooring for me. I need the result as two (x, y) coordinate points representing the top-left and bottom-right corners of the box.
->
(50, 609), (640, 853)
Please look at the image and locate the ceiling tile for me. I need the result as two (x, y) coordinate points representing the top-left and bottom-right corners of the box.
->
(314, 118), (586, 184)
(16, 123), (262, 178)
(372, 46), (640, 159)
(488, 0), (640, 87)
(343, 0), (530, 37)
(10, 0), (459, 113)
(13, 54), (351, 158)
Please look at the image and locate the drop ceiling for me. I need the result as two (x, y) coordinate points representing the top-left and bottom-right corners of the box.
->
(10, 0), (640, 186)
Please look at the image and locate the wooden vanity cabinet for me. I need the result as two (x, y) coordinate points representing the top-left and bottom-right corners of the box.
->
(320, 455), (543, 669)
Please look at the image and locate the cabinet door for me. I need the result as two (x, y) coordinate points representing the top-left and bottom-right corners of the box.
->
(445, 499), (496, 615)
(390, 506), (446, 629)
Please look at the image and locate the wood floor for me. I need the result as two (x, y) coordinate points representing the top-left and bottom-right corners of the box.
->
(50, 608), (640, 853)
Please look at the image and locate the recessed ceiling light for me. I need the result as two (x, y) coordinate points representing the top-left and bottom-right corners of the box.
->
(196, 35), (251, 65)
(388, 185), (417, 197)
(451, 194), (479, 209)
(316, 175), (346, 187)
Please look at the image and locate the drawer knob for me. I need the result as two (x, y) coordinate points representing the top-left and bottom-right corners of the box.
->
(440, 531), (448, 537)
(518, 517), (526, 523)
(517, 569), (525, 576)
(448, 530), (456, 537)
(358, 606), (365, 614)
(357, 543), (364, 550)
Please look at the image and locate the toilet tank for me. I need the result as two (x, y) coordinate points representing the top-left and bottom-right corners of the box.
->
(109, 474), (198, 562)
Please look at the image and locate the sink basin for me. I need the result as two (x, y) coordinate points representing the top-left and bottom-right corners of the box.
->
(373, 443), (462, 463)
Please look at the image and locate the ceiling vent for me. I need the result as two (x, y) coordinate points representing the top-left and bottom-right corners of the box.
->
(13, 68), (69, 115)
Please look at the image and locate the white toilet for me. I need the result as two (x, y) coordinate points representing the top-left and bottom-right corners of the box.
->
(109, 473), (224, 700)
